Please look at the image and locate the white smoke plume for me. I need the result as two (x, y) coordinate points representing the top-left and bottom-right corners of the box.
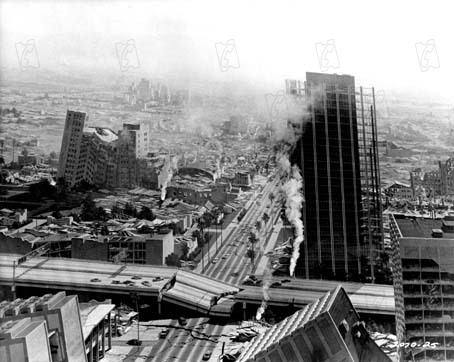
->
(158, 155), (179, 200)
(281, 163), (304, 276)
(256, 261), (272, 321)
(214, 157), (222, 181)
(276, 152), (291, 176)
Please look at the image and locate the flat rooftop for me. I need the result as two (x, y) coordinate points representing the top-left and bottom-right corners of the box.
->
(395, 217), (454, 239)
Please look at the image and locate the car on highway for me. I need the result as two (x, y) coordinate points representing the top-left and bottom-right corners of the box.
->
(153, 276), (163, 282)
(202, 351), (212, 360)
(127, 339), (142, 346)
(159, 329), (169, 339)
(131, 275), (142, 280)
(243, 275), (262, 286)
(180, 261), (196, 268)
(90, 278), (101, 282)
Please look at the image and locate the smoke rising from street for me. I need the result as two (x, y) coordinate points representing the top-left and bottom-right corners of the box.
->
(281, 163), (305, 277)
(158, 155), (179, 200)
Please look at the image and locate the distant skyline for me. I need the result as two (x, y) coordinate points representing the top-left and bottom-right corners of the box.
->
(1, 0), (453, 101)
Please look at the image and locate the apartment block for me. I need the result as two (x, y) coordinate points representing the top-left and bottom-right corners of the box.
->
(390, 213), (454, 361)
(57, 110), (87, 185)
(57, 110), (146, 189)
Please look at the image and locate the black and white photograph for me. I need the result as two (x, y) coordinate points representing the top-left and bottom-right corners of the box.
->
(0, 1), (453, 361)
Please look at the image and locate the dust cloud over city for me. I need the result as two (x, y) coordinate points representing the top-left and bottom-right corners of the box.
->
(1, 1), (454, 362)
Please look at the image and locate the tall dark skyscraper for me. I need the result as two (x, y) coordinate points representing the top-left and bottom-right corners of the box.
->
(290, 72), (383, 282)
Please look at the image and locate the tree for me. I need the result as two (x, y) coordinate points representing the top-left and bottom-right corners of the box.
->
(280, 207), (288, 224)
(247, 231), (258, 272)
(111, 203), (122, 217)
(138, 206), (154, 221)
(197, 213), (211, 245)
(56, 177), (67, 199)
(246, 248), (256, 271)
(73, 179), (95, 193)
(262, 212), (270, 224)
(81, 195), (97, 221)
(202, 212), (213, 229)
(248, 231), (258, 244)
(51, 209), (62, 219)
(211, 207), (222, 252)
(95, 207), (108, 221)
(124, 202), (137, 217)
(29, 179), (56, 200)
(204, 233), (210, 245)
(165, 253), (180, 267)
(69, 213), (81, 222)
(100, 224), (109, 235)
(180, 242), (189, 260)
(192, 230), (203, 249)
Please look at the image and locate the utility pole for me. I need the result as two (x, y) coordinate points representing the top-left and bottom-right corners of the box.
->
(130, 292), (141, 345)
(201, 234), (205, 272)
(251, 240), (255, 272)
(215, 220), (218, 253)
(214, 208), (219, 253)
(12, 139), (15, 164)
(221, 219), (223, 246)
(12, 260), (16, 300)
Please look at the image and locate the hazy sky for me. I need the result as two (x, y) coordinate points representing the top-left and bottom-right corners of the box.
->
(1, 0), (453, 100)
